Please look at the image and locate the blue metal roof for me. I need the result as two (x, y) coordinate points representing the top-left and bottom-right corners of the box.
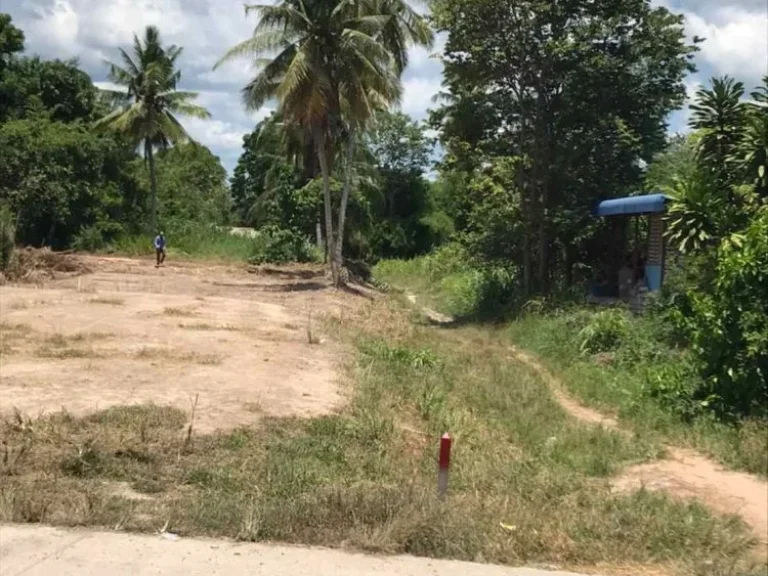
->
(596, 194), (667, 217)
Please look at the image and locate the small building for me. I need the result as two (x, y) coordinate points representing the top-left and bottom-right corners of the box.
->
(592, 193), (668, 303)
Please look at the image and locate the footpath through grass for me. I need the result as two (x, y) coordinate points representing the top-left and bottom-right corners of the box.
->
(374, 249), (768, 478)
(0, 296), (760, 576)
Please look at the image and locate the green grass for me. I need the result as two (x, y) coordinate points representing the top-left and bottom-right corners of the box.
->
(374, 244), (484, 318)
(110, 228), (260, 262)
(0, 302), (758, 575)
(376, 251), (768, 478)
(507, 310), (768, 477)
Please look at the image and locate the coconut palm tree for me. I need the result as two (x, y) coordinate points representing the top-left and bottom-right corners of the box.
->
(96, 26), (211, 231)
(217, 0), (431, 285)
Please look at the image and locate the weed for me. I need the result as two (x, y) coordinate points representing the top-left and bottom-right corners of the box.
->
(163, 307), (197, 318)
(178, 323), (239, 331)
(88, 297), (125, 306)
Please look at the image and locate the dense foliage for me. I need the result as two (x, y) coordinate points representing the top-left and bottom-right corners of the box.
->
(656, 76), (768, 418)
(0, 15), (230, 258)
(429, 0), (697, 297)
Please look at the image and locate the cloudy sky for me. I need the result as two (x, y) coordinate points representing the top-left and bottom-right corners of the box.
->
(2, 0), (766, 174)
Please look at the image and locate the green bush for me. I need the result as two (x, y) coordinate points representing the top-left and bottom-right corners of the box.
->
(577, 309), (631, 355)
(72, 226), (106, 252)
(643, 359), (706, 421)
(248, 225), (317, 265)
(664, 208), (768, 418)
(72, 222), (123, 252)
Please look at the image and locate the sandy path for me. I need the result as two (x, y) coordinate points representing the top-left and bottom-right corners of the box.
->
(407, 295), (768, 555)
(508, 339), (768, 556)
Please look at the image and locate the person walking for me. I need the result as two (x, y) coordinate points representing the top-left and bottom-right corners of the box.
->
(154, 232), (166, 267)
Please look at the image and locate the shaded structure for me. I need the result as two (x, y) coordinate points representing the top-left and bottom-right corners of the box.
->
(591, 193), (668, 305)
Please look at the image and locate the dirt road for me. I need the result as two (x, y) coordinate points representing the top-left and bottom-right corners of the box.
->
(0, 525), (595, 576)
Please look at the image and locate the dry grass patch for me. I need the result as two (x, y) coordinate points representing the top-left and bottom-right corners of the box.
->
(163, 307), (198, 318)
(177, 323), (240, 332)
(1, 322), (35, 355)
(88, 296), (125, 306)
(36, 346), (101, 360)
(134, 347), (223, 366)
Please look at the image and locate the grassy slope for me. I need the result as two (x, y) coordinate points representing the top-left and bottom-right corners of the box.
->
(373, 250), (768, 477)
(0, 294), (760, 575)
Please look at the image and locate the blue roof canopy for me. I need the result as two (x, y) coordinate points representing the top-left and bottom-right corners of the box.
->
(596, 193), (667, 217)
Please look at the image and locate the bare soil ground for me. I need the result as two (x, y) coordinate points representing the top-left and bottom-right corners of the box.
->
(0, 255), (371, 432)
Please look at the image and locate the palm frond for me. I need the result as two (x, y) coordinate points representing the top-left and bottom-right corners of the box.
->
(167, 102), (212, 119)
(214, 31), (295, 69)
(249, 4), (311, 33)
(117, 48), (140, 77)
(341, 29), (395, 66)
(241, 44), (298, 110)
(157, 111), (192, 145)
(106, 63), (135, 89)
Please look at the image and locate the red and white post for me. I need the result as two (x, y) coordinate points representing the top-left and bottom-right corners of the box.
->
(437, 433), (452, 500)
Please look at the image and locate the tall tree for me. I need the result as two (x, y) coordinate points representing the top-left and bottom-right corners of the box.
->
(740, 76), (768, 197)
(218, 0), (430, 284)
(431, 0), (696, 295)
(95, 26), (210, 231)
(0, 13), (24, 71)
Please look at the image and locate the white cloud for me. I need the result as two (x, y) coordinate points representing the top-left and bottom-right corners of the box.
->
(10, 0), (761, 174)
(183, 118), (247, 151)
(683, 6), (768, 84)
(400, 77), (443, 120)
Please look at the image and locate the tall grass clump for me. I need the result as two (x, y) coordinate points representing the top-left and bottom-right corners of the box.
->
(374, 244), (519, 319)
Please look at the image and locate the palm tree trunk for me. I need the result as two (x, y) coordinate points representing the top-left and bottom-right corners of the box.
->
(146, 139), (158, 232)
(334, 127), (356, 283)
(315, 127), (338, 286)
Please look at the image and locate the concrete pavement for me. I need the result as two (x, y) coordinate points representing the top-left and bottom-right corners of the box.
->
(0, 525), (596, 576)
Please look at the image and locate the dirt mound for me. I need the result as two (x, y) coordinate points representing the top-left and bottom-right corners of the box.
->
(4, 247), (92, 283)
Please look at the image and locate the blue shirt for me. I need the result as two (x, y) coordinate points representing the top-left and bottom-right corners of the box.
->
(154, 236), (165, 250)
